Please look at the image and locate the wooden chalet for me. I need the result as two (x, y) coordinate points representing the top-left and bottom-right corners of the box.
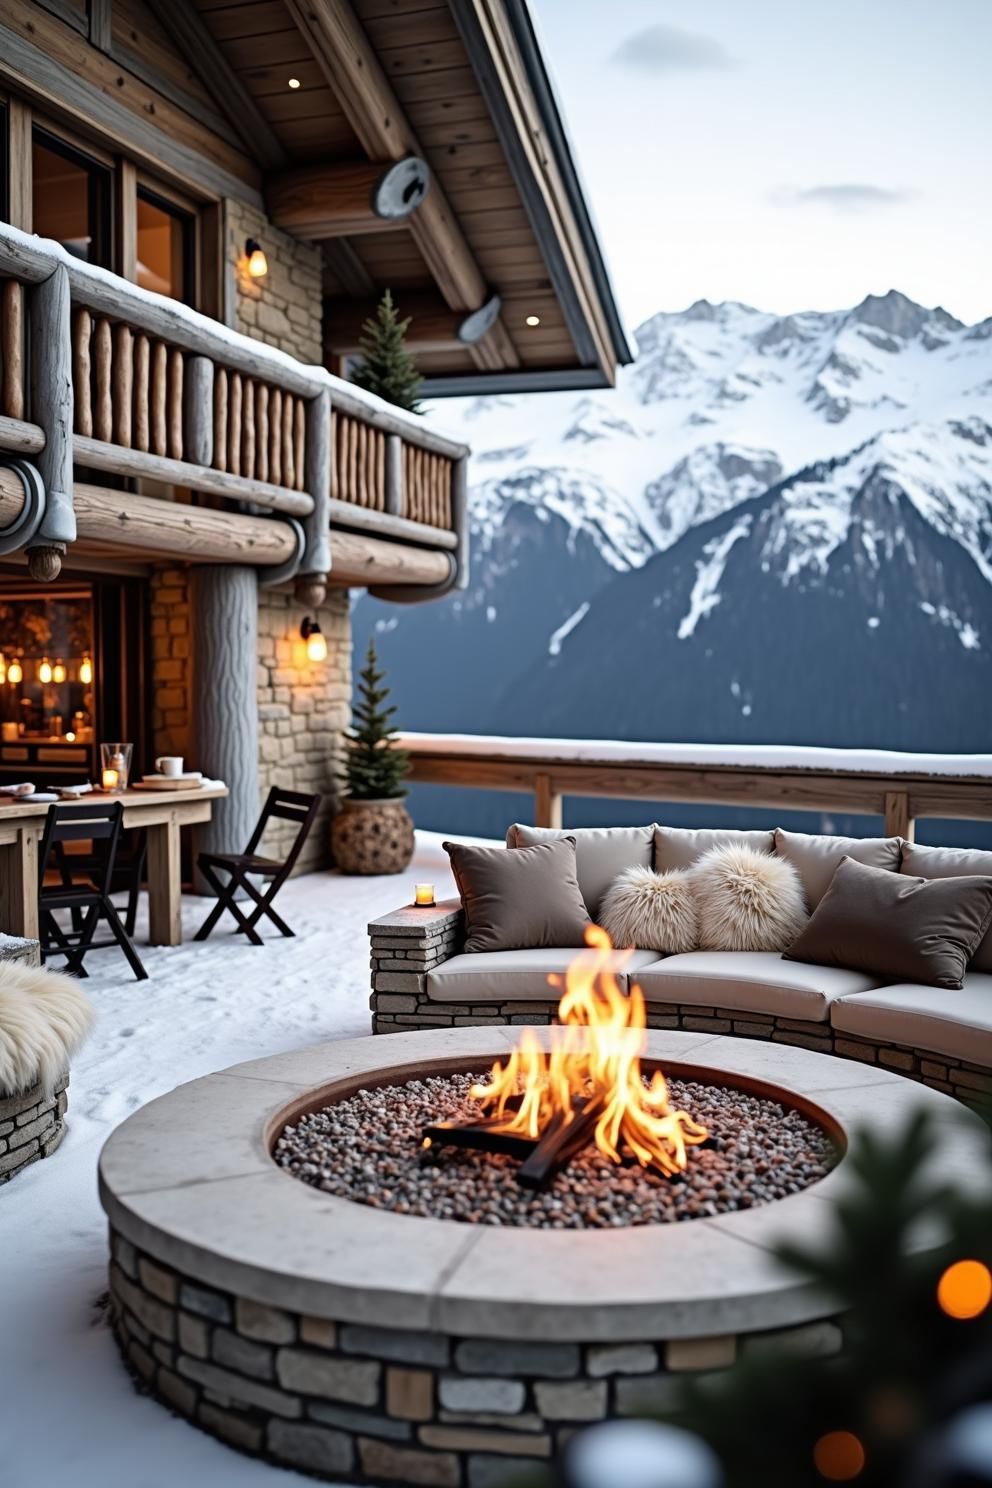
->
(0, 0), (629, 871)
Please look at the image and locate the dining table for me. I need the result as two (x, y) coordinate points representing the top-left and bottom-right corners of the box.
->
(0, 782), (228, 946)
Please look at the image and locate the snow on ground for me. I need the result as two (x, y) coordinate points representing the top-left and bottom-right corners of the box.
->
(0, 836), (461, 1488)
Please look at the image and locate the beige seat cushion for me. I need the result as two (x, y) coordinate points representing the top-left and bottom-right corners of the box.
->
(831, 976), (992, 1067)
(633, 951), (883, 1022)
(506, 824), (654, 918)
(427, 948), (660, 1004)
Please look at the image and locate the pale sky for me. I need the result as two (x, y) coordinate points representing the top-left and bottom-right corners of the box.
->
(533, 0), (992, 330)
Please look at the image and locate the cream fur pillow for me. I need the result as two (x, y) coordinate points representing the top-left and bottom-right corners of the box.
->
(0, 961), (94, 1097)
(690, 843), (808, 952)
(599, 866), (698, 953)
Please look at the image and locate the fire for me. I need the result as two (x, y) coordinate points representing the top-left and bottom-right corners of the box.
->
(470, 925), (709, 1177)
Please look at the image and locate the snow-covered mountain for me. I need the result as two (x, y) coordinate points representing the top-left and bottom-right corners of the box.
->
(353, 289), (992, 831)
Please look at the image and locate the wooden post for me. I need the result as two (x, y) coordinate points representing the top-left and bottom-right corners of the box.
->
(884, 791), (916, 841)
(0, 822), (40, 938)
(256, 382), (269, 482)
(228, 371), (242, 476)
(133, 333), (149, 452)
(297, 387), (331, 596)
(93, 318), (113, 443)
(193, 567), (260, 886)
(213, 366), (228, 471)
(282, 392), (295, 489)
(71, 307), (92, 436)
(534, 773), (563, 830)
(185, 354), (215, 468)
(242, 377), (255, 478)
(2, 281), (24, 420)
(167, 347), (184, 460)
(112, 323), (133, 448)
(146, 813), (182, 947)
(29, 264), (75, 554)
(151, 341), (168, 456)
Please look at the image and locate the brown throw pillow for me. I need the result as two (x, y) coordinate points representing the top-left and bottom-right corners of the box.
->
(443, 837), (592, 954)
(784, 855), (992, 990)
(774, 828), (902, 910)
(901, 842), (992, 973)
(654, 825), (774, 872)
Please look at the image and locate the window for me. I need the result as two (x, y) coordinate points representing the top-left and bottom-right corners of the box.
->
(32, 129), (110, 265)
(137, 187), (194, 304)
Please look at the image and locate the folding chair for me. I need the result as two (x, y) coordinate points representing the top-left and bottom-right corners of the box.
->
(38, 801), (148, 981)
(193, 787), (320, 945)
(55, 828), (148, 936)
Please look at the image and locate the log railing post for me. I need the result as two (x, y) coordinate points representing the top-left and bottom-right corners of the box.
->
(385, 433), (404, 516)
(534, 772), (563, 830)
(185, 354), (215, 469)
(295, 387), (331, 605)
(29, 263), (74, 577)
(2, 280), (25, 420)
(884, 791), (916, 841)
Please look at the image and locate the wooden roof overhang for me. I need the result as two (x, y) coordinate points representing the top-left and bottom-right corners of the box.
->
(183, 0), (632, 395)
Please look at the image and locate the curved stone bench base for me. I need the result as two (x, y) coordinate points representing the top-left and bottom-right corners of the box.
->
(371, 998), (990, 1102)
(0, 1074), (69, 1185)
(108, 1225), (845, 1485)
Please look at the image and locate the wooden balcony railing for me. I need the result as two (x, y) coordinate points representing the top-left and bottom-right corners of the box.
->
(0, 222), (469, 595)
(399, 734), (992, 840)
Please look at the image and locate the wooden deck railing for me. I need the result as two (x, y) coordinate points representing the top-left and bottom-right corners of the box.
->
(399, 734), (992, 840)
(0, 222), (469, 591)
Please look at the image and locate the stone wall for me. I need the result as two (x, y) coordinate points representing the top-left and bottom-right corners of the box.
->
(149, 565), (193, 763)
(227, 199), (323, 365)
(0, 1075), (69, 1184)
(257, 588), (352, 875)
(108, 1226), (842, 1486)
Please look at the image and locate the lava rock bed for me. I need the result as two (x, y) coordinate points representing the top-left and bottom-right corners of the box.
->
(274, 1072), (838, 1229)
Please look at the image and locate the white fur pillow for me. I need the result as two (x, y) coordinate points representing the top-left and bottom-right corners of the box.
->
(599, 866), (699, 953)
(0, 962), (94, 1097)
(690, 843), (808, 952)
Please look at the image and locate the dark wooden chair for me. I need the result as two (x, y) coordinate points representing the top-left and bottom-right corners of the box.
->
(193, 787), (320, 946)
(38, 801), (148, 981)
(54, 828), (148, 936)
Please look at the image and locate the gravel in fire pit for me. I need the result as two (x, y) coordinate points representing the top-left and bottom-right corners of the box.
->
(274, 1073), (838, 1229)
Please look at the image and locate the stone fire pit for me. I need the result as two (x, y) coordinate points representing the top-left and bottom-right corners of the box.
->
(98, 1029), (984, 1486)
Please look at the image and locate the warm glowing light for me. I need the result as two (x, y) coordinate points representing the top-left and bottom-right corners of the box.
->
(813, 1431), (866, 1481)
(0, 655), (5, 685)
(301, 617), (327, 662)
(7, 658), (22, 685)
(101, 768), (119, 790)
(288, 77), (301, 89)
(415, 883), (435, 906)
(937, 1259), (992, 1320)
(65, 731), (75, 742)
(52, 659), (66, 684)
(79, 655), (93, 685)
(38, 657), (53, 684)
(525, 314), (541, 326)
(245, 238), (268, 279)
(471, 925), (708, 1175)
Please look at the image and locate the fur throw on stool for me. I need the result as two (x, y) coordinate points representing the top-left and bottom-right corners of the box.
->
(0, 962), (95, 1097)
(690, 843), (808, 952)
(599, 866), (699, 953)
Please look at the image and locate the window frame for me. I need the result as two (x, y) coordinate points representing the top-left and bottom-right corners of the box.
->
(31, 122), (113, 268)
(135, 176), (198, 308)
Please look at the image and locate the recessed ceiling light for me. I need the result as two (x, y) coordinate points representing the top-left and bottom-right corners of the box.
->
(288, 77), (301, 89)
(525, 314), (541, 327)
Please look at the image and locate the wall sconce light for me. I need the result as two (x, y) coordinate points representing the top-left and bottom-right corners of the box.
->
(301, 617), (327, 663)
(7, 657), (22, 685)
(245, 238), (268, 280)
(39, 656), (53, 684)
(53, 659), (67, 684)
(79, 655), (93, 685)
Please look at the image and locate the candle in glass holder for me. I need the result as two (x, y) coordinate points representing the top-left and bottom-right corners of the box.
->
(101, 768), (119, 790)
(414, 883), (435, 907)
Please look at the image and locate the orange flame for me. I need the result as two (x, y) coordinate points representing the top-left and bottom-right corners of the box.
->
(470, 925), (709, 1176)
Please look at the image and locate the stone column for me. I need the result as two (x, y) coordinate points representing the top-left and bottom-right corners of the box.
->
(192, 566), (259, 888)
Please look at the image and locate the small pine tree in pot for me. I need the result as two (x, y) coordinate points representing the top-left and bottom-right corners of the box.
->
(331, 640), (415, 875)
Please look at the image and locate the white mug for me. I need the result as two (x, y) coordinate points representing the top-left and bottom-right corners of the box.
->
(156, 756), (184, 777)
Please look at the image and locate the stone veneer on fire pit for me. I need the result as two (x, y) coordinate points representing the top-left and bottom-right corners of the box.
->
(98, 1029), (986, 1486)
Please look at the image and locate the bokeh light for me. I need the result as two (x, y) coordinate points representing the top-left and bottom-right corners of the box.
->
(937, 1259), (992, 1320)
(813, 1430), (866, 1481)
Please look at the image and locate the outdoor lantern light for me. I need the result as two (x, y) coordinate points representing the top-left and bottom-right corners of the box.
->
(246, 238), (268, 280)
(53, 659), (66, 683)
(79, 655), (93, 685)
(39, 656), (53, 684)
(301, 617), (327, 663)
(7, 657), (22, 685)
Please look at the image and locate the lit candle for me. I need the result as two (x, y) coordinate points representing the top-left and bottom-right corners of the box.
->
(101, 768), (119, 790)
(414, 883), (435, 907)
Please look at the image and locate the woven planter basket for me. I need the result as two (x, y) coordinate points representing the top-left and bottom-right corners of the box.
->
(330, 797), (415, 875)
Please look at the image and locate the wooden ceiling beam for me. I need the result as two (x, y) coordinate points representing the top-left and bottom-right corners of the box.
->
(267, 158), (430, 239)
(324, 290), (502, 354)
(282, 0), (518, 372)
(154, 0), (288, 172)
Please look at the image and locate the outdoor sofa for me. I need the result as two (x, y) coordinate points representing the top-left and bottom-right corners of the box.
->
(369, 824), (992, 1099)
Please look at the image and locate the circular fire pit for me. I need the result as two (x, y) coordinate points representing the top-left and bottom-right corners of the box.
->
(99, 1029), (984, 1486)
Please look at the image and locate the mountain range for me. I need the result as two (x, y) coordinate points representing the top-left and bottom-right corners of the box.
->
(352, 289), (992, 837)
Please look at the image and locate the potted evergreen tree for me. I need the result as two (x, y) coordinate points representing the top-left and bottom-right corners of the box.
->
(331, 640), (414, 875)
(351, 289), (423, 412)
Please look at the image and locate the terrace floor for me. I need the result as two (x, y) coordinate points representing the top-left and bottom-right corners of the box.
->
(1, 836), (461, 1488)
